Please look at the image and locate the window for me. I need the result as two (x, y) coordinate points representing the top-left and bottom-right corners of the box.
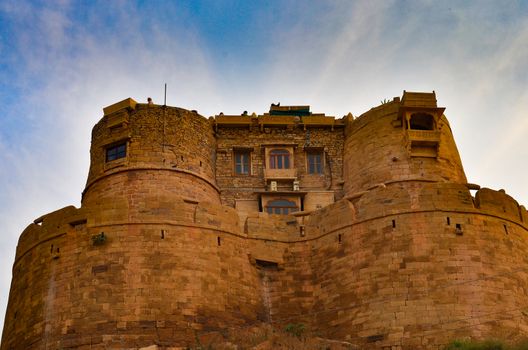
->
(307, 152), (323, 174)
(409, 113), (435, 130)
(269, 149), (290, 169)
(106, 143), (126, 162)
(234, 150), (251, 175)
(265, 199), (298, 215)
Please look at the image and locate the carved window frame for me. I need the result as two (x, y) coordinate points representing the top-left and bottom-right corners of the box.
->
(269, 149), (291, 169)
(233, 149), (251, 175)
(105, 142), (127, 162)
(306, 150), (324, 174)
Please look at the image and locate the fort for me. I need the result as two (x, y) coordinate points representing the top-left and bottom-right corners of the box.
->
(2, 91), (528, 349)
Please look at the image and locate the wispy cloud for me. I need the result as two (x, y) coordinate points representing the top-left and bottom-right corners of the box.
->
(0, 1), (219, 335)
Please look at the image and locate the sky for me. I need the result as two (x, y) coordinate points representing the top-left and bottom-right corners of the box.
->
(0, 0), (527, 339)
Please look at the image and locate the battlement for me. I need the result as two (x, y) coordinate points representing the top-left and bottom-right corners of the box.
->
(236, 183), (528, 245)
(15, 206), (84, 264)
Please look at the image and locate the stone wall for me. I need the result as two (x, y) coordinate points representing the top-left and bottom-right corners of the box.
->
(304, 185), (528, 349)
(215, 124), (344, 208)
(1, 201), (267, 349)
(3, 94), (528, 350)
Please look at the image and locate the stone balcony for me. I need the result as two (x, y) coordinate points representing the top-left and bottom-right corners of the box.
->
(405, 130), (441, 158)
(406, 129), (441, 143)
(264, 168), (297, 180)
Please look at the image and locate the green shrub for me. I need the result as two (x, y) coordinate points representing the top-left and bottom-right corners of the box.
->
(446, 339), (504, 350)
(446, 339), (528, 350)
(284, 323), (305, 338)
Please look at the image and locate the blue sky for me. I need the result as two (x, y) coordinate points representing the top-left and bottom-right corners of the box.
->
(1, 0), (527, 338)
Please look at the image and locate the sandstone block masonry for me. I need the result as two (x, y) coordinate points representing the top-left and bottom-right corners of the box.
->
(2, 91), (527, 350)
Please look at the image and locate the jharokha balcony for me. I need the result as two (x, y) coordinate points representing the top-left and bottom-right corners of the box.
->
(405, 129), (441, 158)
(406, 129), (441, 143)
(264, 168), (297, 180)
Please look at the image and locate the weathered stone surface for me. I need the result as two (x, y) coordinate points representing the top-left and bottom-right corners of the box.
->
(2, 92), (527, 350)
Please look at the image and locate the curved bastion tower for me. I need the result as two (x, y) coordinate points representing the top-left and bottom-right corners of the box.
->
(2, 92), (528, 349)
(1, 101), (265, 349)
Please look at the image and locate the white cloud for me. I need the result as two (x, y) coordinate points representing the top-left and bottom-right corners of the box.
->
(0, 1), (220, 337)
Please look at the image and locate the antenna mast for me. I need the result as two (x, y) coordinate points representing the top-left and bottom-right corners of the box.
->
(162, 83), (167, 152)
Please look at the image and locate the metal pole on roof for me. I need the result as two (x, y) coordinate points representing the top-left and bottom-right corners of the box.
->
(162, 83), (167, 153)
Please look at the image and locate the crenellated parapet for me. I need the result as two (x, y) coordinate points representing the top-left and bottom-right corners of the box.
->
(13, 197), (245, 268)
(14, 206), (86, 264)
(474, 187), (526, 223)
(241, 183), (527, 245)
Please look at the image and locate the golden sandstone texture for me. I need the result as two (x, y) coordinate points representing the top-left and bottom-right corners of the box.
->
(2, 91), (528, 350)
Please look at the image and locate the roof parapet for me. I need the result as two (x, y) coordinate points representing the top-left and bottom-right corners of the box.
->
(269, 104), (311, 116)
(103, 98), (137, 116)
(401, 91), (437, 108)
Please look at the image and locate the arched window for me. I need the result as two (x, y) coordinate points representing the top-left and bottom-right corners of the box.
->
(409, 113), (435, 130)
(269, 149), (290, 169)
(265, 199), (298, 215)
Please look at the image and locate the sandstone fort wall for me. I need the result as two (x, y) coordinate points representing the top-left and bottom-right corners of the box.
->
(2, 93), (528, 349)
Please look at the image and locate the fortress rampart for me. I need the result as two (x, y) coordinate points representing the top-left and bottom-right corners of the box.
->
(2, 92), (528, 349)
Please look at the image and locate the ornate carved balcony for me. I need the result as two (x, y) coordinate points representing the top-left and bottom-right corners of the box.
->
(407, 130), (441, 143)
(405, 130), (441, 158)
(264, 168), (297, 180)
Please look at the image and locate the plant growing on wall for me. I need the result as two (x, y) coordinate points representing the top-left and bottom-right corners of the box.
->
(91, 232), (106, 246)
(284, 323), (305, 338)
